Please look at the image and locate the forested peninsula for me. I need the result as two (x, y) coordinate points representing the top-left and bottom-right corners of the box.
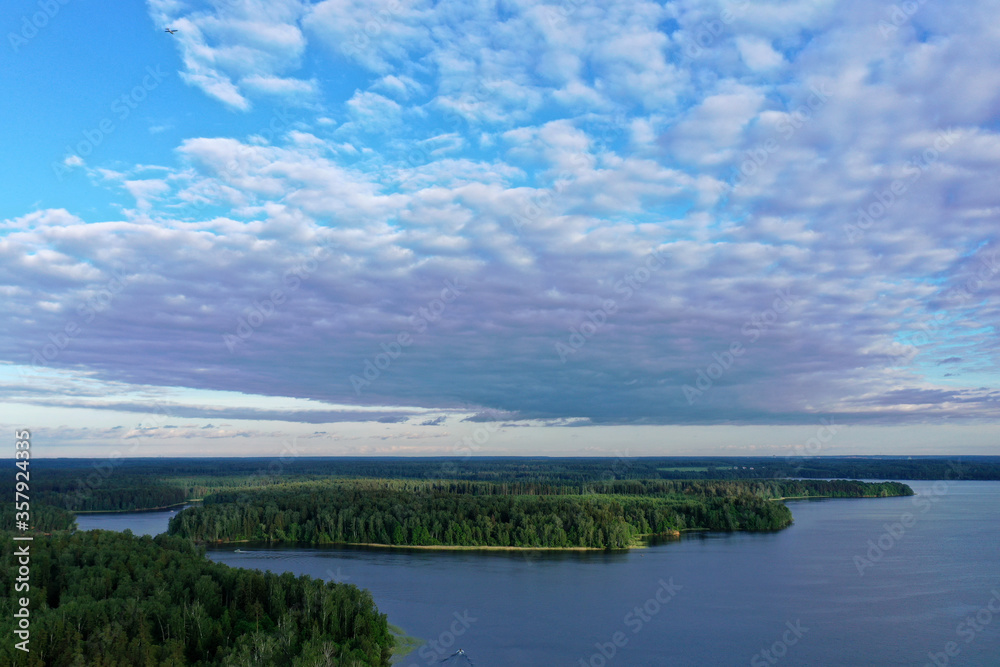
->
(167, 479), (913, 550)
(0, 528), (394, 666)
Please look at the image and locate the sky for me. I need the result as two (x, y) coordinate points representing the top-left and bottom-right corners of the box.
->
(2, 0), (999, 458)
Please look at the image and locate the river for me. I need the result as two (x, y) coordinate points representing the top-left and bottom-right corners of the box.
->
(76, 481), (1000, 666)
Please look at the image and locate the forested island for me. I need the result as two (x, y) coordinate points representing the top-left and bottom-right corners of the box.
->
(167, 478), (912, 550)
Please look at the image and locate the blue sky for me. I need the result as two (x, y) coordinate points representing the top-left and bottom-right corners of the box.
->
(2, 0), (999, 457)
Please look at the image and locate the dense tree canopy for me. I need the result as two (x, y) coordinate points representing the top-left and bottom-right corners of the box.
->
(2, 460), (917, 666)
(167, 479), (911, 550)
(0, 502), (76, 533)
(0, 530), (393, 666)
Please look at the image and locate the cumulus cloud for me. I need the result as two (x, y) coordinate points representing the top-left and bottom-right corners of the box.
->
(148, 0), (313, 109)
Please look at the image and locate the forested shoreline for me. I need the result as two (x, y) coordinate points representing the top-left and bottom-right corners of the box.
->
(0, 530), (394, 666)
(1, 459), (919, 666)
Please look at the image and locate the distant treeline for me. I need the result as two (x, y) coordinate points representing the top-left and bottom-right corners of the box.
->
(167, 479), (910, 550)
(14, 455), (958, 513)
(7, 467), (190, 513)
(0, 530), (393, 666)
(46, 484), (187, 512)
(303, 478), (913, 499)
(25, 455), (1000, 485)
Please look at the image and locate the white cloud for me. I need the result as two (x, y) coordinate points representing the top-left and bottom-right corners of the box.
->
(149, 0), (312, 109)
(4, 0), (1000, 443)
(123, 179), (171, 210)
(736, 36), (785, 70)
(240, 75), (317, 98)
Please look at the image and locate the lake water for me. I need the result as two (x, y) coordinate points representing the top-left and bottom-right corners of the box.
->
(73, 505), (192, 536)
(77, 481), (1000, 666)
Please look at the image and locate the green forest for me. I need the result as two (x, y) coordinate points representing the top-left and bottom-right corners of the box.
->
(0, 502), (76, 532)
(167, 479), (912, 549)
(0, 530), (393, 666)
(0, 458), (923, 665)
(51, 483), (187, 513)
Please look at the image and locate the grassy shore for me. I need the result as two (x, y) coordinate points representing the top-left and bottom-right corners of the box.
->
(72, 500), (199, 514)
(218, 531), (689, 552)
(227, 540), (609, 551)
(389, 624), (424, 663)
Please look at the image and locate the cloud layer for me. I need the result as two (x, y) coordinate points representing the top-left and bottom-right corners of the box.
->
(3, 0), (1000, 433)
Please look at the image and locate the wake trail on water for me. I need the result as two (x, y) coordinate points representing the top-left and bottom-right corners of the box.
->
(439, 648), (474, 665)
